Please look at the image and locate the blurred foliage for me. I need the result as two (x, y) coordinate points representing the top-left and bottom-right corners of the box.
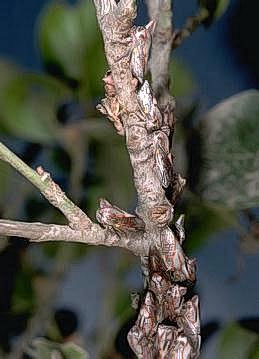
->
(37, 0), (106, 98)
(0, 70), (69, 144)
(170, 59), (195, 97)
(219, 322), (259, 359)
(199, 90), (259, 210)
(113, 286), (132, 319)
(27, 338), (89, 359)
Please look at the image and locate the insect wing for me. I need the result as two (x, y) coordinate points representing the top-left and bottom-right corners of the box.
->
(178, 296), (200, 337)
(136, 291), (157, 338)
(137, 81), (153, 115)
(155, 145), (172, 188)
(131, 45), (145, 84)
(156, 325), (177, 358)
(172, 334), (193, 359)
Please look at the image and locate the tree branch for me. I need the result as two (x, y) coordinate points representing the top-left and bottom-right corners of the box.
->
(0, 141), (149, 256)
(93, 0), (200, 357)
(0, 219), (148, 256)
(172, 8), (209, 50)
(0, 141), (90, 230)
(93, 0), (173, 237)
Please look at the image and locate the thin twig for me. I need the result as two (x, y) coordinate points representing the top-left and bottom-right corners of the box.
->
(172, 8), (209, 50)
(0, 219), (148, 256)
(0, 142), (90, 230)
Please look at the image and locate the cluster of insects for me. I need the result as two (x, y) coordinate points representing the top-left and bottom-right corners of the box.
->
(96, 5), (200, 356)
(128, 248), (200, 358)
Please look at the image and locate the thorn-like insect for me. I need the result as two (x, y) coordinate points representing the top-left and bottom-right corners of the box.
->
(175, 214), (185, 244)
(173, 333), (193, 359)
(133, 291), (158, 337)
(161, 102), (176, 137)
(176, 296), (201, 358)
(128, 291), (158, 358)
(96, 198), (145, 232)
(97, 96), (124, 136)
(164, 284), (187, 320)
(170, 173), (186, 204)
(154, 131), (173, 188)
(130, 20), (156, 84)
(130, 292), (141, 310)
(177, 295), (200, 337)
(156, 325), (178, 357)
(149, 205), (174, 227)
(102, 70), (116, 97)
(137, 81), (162, 132)
(160, 227), (195, 281)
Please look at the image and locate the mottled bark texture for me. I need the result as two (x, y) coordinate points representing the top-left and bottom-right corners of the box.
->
(0, 0), (201, 357)
(93, 0), (200, 357)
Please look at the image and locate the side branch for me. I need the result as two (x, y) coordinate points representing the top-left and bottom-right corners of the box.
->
(0, 141), (91, 230)
(0, 219), (149, 256)
(172, 8), (209, 50)
(0, 141), (149, 255)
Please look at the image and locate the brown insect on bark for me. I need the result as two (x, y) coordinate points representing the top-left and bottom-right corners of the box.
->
(173, 333), (193, 359)
(96, 198), (145, 232)
(153, 131), (173, 188)
(160, 227), (195, 281)
(170, 173), (186, 205)
(97, 95), (125, 136)
(130, 20), (156, 84)
(137, 81), (163, 133)
(156, 325), (178, 358)
(149, 204), (174, 227)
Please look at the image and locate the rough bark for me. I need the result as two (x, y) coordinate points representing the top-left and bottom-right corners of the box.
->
(93, 0), (200, 357)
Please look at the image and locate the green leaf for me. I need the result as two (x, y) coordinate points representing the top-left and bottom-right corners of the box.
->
(61, 342), (89, 359)
(0, 72), (70, 144)
(170, 59), (195, 97)
(219, 322), (258, 359)
(250, 343), (259, 359)
(38, 2), (84, 81)
(199, 90), (259, 210)
(214, 0), (230, 19)
(199, 0), (230, 25)
(37, 0), (106, 97)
